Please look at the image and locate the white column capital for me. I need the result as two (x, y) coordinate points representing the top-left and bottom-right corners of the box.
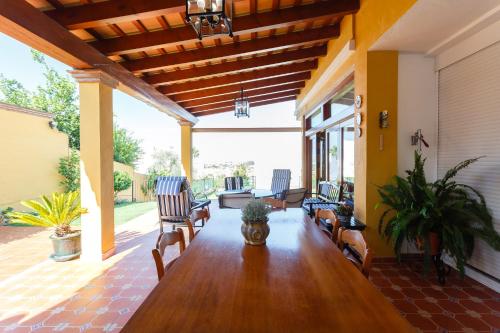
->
(178, 120), (194, 127)
(69, 69), (119, 89)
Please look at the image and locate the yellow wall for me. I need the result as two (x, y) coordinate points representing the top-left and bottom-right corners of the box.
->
(297, 0), (416, 256)
(0, 102), (68, 210)
(113, 161), (150, 202)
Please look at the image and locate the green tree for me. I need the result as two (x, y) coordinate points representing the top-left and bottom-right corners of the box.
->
(113, 171), (132, 198)
(58, 149), (80, 192)
(147, 148), (181, 176)
(113, 125), (143, 166)
(0, 50), (81, 149)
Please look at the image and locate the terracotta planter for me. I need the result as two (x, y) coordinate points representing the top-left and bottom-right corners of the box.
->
(49, 231), (81, 262)
(416, 232), (441, 256)
(241, 220), (270, 245)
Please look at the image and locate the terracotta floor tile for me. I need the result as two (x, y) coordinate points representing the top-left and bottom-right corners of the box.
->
(459, 299), (492, 314)
(431, 313), (464, 331)
(405, 314), (438, 330)
(442, 287), (471, 299)
(414, 300), (443, 314)
(437, 299), (467, 314)
(454, 314), (491, 331)
(480, 313), (500, 329)
(462, 287), (494, 300)
(392, 300), (419, 313)
(402, 288), (427, 299)
(420, 288), (449, 299)
(379, 287), (406, 300)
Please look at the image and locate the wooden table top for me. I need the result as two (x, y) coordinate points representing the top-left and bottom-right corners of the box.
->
(122, 208), (414, 333)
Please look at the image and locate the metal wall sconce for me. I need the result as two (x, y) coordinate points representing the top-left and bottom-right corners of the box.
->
(411, 129), (429, 151)
(379, 110), (389, 128)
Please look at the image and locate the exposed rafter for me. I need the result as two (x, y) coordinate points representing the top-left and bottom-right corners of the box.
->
(161, 61), (316, 95)
(188, 90), (299, 113)
(178, 82), (305, 108)
(168, 72), (309, 102)
(45, 0), (186, 30)
(123, 26), (339, 73)
(194, 96), (296, 117)
(88, 1), (359, 55)
(0, 0), (196, 123)
(144, 46), (326, 85)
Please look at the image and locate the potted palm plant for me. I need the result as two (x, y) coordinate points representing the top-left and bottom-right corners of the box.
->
(9, 191), (87, 262)
(377, 151), (500, 279)
(241, 199), (272, 245)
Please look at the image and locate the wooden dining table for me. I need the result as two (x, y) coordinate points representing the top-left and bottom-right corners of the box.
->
(122, 208), (414, 333)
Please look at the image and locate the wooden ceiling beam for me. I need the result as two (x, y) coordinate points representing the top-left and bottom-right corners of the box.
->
(145, 46), (326, 85)
(124, 26), (339, 73)
(161, 60), (316, 95)
(194, 96), (296, 117)
(179, 82), (304, 108)
(188, 90), (300, 113)
(0, 0), (197, 123)
(89, 1), (358, 55)
(45, 0), (186, 30)
(169, 72), (309, 102)
(45, 0), (251, 30)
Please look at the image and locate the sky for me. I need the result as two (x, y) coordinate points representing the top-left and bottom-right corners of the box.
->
(0, 33), (301, 187)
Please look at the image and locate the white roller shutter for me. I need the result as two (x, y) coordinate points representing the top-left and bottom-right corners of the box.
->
(438, 41), (500, 279)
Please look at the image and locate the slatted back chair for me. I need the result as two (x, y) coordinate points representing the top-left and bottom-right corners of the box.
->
(152, 229), (186, 281)
(338, 228), (373, 278)
(302, 181), (342, 217)
(155, 176), (210, 232)
(271, 169), (291, 200)
(283, 188), (307, 208)
(262, 197), (287, 210)
(314, 209), (341, 244)
(224, 176), (244, 191)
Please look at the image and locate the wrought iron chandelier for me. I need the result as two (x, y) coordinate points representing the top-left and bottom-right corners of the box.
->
(234, 88), (250, 118)
(185, 0), (233, 40)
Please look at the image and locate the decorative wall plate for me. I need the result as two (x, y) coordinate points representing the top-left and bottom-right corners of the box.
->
(355, 112), (362, 126)
(355, 95), (362, 109)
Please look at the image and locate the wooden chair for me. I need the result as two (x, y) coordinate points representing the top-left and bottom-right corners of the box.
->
(152, 229), (186, 281)
(262, 197), (287, 209)
(337, 228), (373, 278)
(283, 188), (307, 208)
(185, 208), (210, 242)
(314, 209), (341, 244)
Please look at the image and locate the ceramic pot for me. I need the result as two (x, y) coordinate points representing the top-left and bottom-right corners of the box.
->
(416, 232), (441, 256)
(49, 231), (81, 262)
(241, 220), (270, 245)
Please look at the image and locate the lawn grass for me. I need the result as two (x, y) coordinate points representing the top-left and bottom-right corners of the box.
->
(6, 201), (157, 227)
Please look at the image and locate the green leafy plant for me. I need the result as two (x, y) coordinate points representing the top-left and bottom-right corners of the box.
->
(58, 149), (80, 192)
(377, 151), (500, 276)
(0, 207), (14, 225)
(114, 171), (133, 198)
(9, 191), (87, 237)
(337, 203), (353, 216)
(242, 200), (271, 223)
(113, 125), (143, 167)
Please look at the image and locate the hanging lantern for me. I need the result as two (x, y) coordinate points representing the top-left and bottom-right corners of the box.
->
(186, 0), (233, 40)
(234, 88), (250, 118)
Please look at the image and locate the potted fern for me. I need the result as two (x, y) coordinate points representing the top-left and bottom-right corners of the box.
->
(9, 191), (88, 262)
(241, 200), (272, 245)
(377, 151), (500, 279)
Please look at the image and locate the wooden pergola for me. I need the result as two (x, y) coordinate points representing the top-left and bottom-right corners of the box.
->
(0, 0), (359, 261)
(3, 0), (358, 120)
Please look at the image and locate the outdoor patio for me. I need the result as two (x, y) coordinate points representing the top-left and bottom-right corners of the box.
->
(0, 205), (498, 333)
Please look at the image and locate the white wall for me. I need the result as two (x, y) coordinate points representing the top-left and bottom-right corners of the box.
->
(397, 53), (438, 180)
